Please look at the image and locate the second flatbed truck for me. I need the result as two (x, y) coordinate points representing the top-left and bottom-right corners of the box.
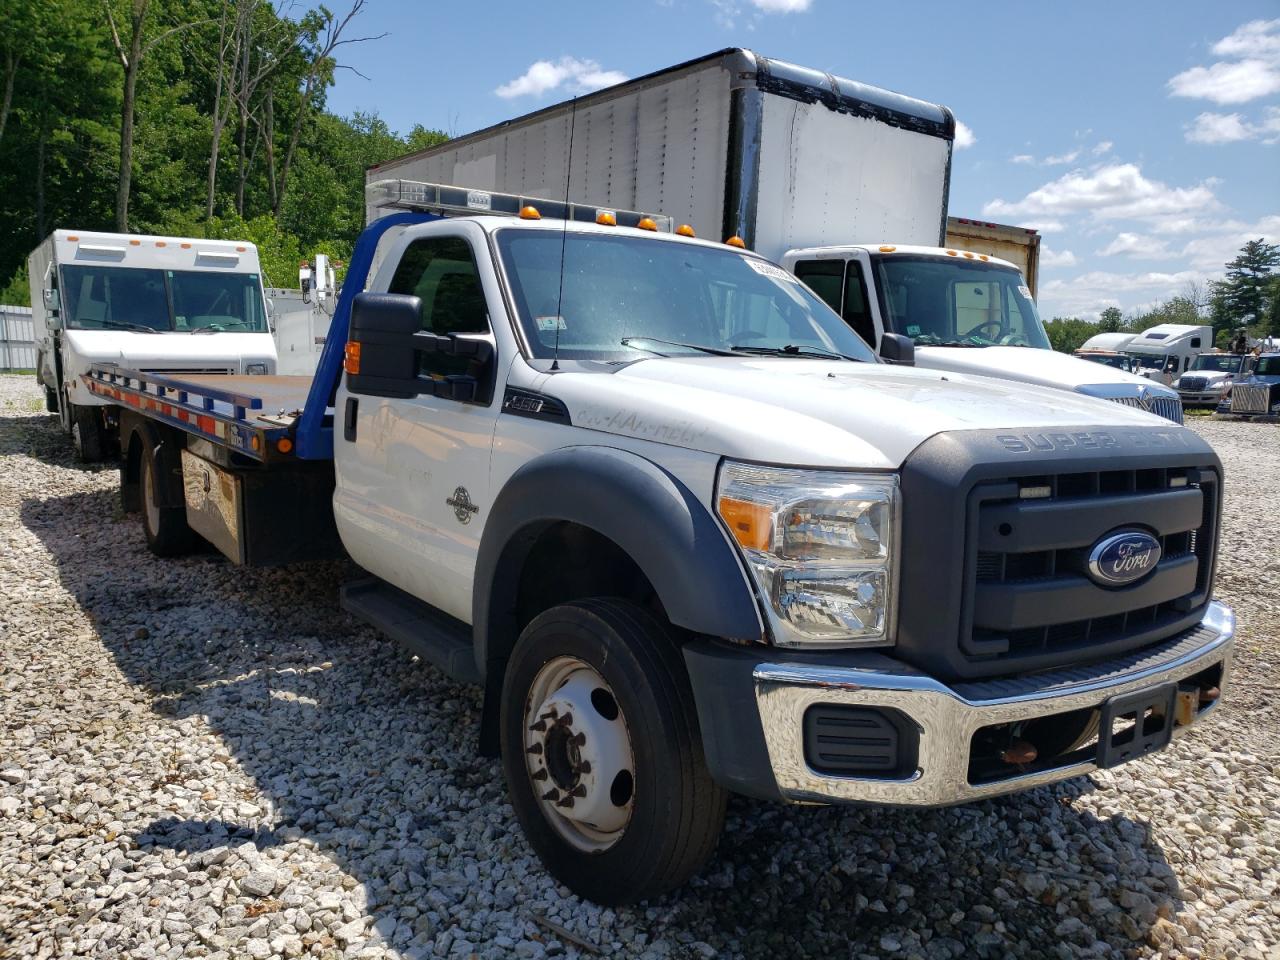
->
(87, 180), (1234, 905)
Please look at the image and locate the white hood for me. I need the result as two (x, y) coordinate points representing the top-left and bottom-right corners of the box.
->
(545, 357), (1172, 470)
(62, 329), (277, 376)
(915, 345), (1171, 394)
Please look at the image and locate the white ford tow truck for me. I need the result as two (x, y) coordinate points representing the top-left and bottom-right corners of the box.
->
(84, 182), (1233, 905)
(367, 48), (1182, 424)
(28, 229), (278, 460)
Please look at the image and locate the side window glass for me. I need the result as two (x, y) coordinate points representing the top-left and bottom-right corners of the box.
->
(793, 259), (843, 314)
(388, 237), (490, 378)
(842, 262), (877, 346)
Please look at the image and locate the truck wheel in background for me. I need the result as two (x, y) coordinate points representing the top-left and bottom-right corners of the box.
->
(500, 599), (727, 905)
(138, 436), (197, 557)
(70, 402), (109, 463)
(45, 386), (59, 413)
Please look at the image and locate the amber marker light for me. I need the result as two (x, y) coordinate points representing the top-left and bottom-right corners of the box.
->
(725, 236), (747, 248)
(637, 217), (658, 231)
(676, 224), (696, 237)
(344, 341), (361, 375)
(596, 211), (617, 226)
(718, 496), (773, 551)
(519, 205), (541, 220)
(277, 438), (294, 454)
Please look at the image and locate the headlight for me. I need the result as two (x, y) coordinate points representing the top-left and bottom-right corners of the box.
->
(716, 461), (899, 648)
(245, 362), (268, 375)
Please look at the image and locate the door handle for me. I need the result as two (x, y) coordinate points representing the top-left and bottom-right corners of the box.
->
(343, 397), (358, 442)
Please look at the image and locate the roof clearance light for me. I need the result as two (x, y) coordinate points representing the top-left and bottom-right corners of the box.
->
(155, 241), (166, 248)
(236, 246), (246, 252)
(129, 239), (141, 246)
(637, 217), (658, 231)
(946, 250), (958, 256)
(879, 245), (896, 253)
(676, 224), (696, 237)
(67, 235), (79, 242)
(963, 251), (975, 259)
(519, 205), (541, 220)
(181, 242), (191, 249)
(725, 236), (747, 248)
(344, 341), (361, 375)
(979, 254), (989, 261)
(596, 211), (617, 226)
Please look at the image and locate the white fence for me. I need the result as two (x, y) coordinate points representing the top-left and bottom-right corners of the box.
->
(0, 305), (36, 371)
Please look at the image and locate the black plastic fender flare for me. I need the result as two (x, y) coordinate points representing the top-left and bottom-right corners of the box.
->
(118, 410), (185, 512)
(472, 445), (764, 752)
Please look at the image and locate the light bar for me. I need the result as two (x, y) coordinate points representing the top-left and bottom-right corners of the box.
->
(368, 179), (674, 232)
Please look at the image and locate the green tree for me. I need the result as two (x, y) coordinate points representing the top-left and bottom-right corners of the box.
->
(1044, 316), (1098, 354)
(1214, 239), (1280, 333)
(1097, 306), (1123, 333)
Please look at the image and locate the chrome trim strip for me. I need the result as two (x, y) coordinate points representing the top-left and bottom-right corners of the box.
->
(753, 601), (1233, 806)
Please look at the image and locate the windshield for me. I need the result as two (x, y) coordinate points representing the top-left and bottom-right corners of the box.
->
(1082, 354), (1131, 371)
(60, 265), (268, 333)
(494, 230), (878, 363)
(1190, 354), (1242, 373)
(870, 255), (1050, 349)
(1129, 352), (1180, 374)
(1255, 357), (1280, 378)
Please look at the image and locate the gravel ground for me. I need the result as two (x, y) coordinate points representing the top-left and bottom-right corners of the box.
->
(1, 374), (1277, 960)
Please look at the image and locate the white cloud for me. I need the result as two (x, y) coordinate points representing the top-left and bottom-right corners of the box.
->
(1092, 141), (1113, 156)
(749, 0), (811, 10)
(1039, 270), (1204, 320)
(1010, 154), (1035, 165)
(1021, 220), (1065, 234)
(495, 57), (627, 99)
(954, 121), (976, 150)
(1178, 214), (1280, 270)
(1185, 106), (1280, 144)
(1039, 247), (1077, 268)
(1212, 18), (1280, 61)
(982, 163), (1219, 222)
(1168, 19), (1280, 104)
(1043, 149), (1080, 166)
(1097, 233), (1175, 259)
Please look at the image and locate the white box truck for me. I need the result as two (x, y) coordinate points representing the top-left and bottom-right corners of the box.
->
(1124, 324), (1214, 386)
(367, 48), (1182, 424)
(28, 229), (279, 460)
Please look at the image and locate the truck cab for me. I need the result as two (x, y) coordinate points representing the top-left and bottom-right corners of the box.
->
(1173, 351), (1254, 407)
(1124, 323), (1213, 386)
(28, 229), (278, 460)
(781, 245), (1184, 423)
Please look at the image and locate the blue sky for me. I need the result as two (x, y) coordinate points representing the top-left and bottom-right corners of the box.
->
(327, 1), (1280, 320)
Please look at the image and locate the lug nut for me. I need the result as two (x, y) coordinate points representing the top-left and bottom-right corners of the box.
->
(526, 742), (543, 755)
(528, 720), (547, 732)
(569, 784), (586, 798)
(541, 788), (560, 802)
(575, 761), (592, 775)
(555, 794), (576, 809)
(557, 713), (574, 727)
(569, 732), (586, 747)
(531, 768), (547, 781)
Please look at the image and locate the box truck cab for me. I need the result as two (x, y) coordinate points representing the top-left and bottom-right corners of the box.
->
(780, 245), (1183, 423)
(28, 229), (278, 460)
(368, 48), (1181, 424)
(1124, 324), (1214, 386)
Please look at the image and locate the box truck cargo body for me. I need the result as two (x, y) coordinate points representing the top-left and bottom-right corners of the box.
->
(366, 49), (954, 260)
(944, 217), (1041, 297)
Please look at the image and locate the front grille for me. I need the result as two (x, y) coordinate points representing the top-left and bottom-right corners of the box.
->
(1106, 394), (1184, 424)
(961, 466), (1218, 669)
(1231, 384), (1272, 414)
(1178, 376), (1208, 392)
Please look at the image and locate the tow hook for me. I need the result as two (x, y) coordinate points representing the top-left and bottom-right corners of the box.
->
(1000, 739), (1038, 765)
(1175, 684), (1221, 726)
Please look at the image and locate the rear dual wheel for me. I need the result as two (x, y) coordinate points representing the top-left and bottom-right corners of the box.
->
(135, 431), (197, 557)
(501, 599), (726, 905)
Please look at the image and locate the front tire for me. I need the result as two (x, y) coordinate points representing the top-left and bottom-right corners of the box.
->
(501, 599), (726, 905)
(70, 402), (109, 462)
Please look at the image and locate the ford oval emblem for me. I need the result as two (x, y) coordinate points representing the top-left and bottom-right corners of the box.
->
(1087, 531), (1161, 587)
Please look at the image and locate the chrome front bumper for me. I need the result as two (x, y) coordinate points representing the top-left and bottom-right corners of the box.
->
(753, 601), (1234, 806)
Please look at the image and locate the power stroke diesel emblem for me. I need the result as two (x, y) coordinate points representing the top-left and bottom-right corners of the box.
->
(446, 487), (479, 524)
(1087, 530), (1161, 587)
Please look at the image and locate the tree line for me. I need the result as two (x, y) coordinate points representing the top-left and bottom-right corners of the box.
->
(1045, 239), (1280, 354)
(0, 0), (446, 304)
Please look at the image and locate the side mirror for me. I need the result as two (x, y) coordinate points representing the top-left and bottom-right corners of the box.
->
(879, 332), (915, 366)
(347, 292), (494, 403)
(43, 289), (63, 329)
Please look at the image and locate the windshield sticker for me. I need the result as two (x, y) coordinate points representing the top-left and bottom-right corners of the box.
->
(1017, 285), (1033, 299)
(743, 258), (798, 283)
(535, 315), (567, 332)
(907, 324), (921, 336)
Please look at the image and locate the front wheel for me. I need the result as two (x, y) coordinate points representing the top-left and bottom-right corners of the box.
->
(501, 599), (726, 905)
(70, 402), (109, 462)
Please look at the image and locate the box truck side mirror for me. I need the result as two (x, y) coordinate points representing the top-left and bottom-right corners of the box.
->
(43, 289), (62, 329)
(879, 333), (915, 366)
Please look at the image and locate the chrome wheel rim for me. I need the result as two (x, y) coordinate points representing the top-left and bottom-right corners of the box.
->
(524, 656), (635, 853)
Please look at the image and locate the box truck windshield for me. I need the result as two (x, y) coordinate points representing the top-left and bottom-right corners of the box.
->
(869, 254), (1050, 350)
(60, 264), (269, 333)
(494, 229), (876, 363)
